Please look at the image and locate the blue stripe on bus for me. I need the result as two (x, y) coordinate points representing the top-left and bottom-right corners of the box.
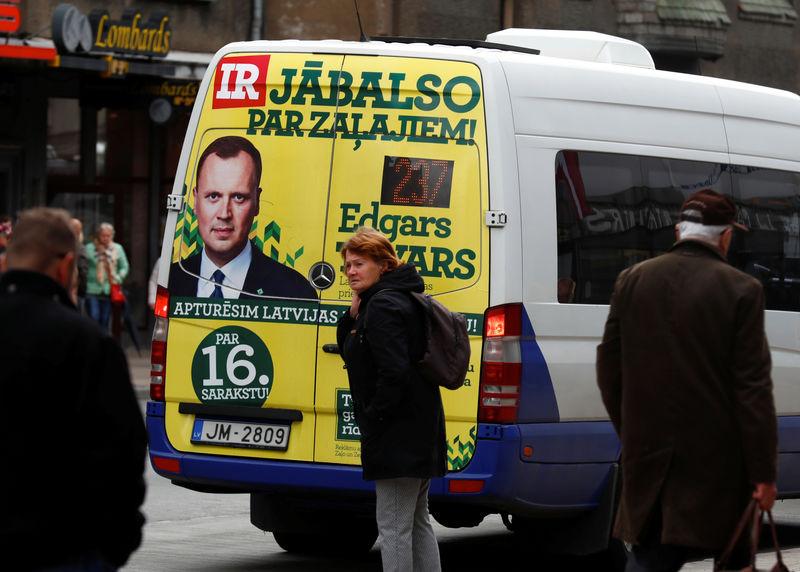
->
(778, 416), (800, 496)
(517, 308), (560, 422)
(518, 421), (620, 463)
(437, 423), (615, 512)
(145, 413), (800, 504)
(779, 416), (800, 453)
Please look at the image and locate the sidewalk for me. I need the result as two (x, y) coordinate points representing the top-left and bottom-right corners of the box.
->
(125, 345), (151, 399)
(681, 550), (796, 570)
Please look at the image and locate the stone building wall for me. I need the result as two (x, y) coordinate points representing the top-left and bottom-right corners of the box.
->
(18, 1), (797, 93)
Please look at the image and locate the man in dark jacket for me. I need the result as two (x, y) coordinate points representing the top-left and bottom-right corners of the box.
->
(596, 189), (778, 571)
(0, 207), (147, 571)
(338, 264), (447, 481)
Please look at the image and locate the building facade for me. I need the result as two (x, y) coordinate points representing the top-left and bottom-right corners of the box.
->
(1, 0), (797, 333)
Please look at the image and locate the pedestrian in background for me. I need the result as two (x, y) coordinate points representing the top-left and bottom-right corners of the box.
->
(0, 213), (11, 254)
(86, 221), (129, 330)
(70, 217), (89, 310)
(337, 226), (446, 572)
(0, 207), (146, 571)
(148, 257), (160, 311)
(596, 188), (778, 572)
(0, 213), (11, 274)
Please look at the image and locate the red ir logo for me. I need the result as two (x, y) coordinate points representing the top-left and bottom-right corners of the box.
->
(212, 55), (270, 109)
(0, 0), (20, 33)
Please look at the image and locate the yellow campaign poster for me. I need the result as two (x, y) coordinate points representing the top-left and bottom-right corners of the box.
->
(165, 51), (488, 471)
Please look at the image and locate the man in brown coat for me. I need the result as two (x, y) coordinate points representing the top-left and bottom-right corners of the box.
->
(596, 188), (778, 571)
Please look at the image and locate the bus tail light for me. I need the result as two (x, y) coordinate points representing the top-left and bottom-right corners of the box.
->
(151, 456), (180, 473)
(449, 479), (485, 494)
(478, 304), (522, 424)
(150, 286), (169, 402)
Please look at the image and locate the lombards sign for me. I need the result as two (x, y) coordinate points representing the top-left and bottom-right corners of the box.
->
(52, 3), (171, 57)
(90, 8), (171, 56)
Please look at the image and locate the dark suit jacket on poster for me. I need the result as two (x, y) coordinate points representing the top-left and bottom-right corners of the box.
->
(596, 239), (777, 551)
(168, 241), (317, 300)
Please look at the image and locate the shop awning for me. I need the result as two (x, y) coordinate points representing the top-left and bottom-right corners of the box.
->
(739, 0), (798, 22)
(0, 37), (211, 81)
(656, 0), (732, 26)
(0, 38), (57, 61)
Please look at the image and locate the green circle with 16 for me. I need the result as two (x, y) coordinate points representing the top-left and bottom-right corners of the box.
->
(192, 325), (274, 406)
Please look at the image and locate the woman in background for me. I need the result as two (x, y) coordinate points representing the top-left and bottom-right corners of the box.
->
(86, 222), (129, 331)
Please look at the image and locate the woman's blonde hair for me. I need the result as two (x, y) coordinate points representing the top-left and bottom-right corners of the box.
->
(340, 226), (403, 271)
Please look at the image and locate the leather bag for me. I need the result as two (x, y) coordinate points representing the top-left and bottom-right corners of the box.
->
(104, 256), (126, 306)
(714, 499), (790, 572)
(110, 282), (126, 306)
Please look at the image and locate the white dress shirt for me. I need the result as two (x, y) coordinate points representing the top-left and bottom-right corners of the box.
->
(197, 244), (252, 299)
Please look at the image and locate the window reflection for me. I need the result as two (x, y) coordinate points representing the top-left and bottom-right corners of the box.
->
(47, 98), (106, 176)
(555, 150), (800, 311)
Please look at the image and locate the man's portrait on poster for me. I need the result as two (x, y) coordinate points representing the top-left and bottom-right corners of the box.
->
(168, 135), (316, 300)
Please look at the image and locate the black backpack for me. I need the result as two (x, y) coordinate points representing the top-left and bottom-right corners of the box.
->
(368, 290), (470, 390)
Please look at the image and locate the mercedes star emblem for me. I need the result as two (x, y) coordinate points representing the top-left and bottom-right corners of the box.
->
(308, 261), (336, 290)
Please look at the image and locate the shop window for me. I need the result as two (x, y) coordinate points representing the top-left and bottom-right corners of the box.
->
(555, 150), (800, 311)
(47, 98), (79, 176)
(47, 98), (107, 177)
(48, 98), (111, 244)
(49, 191), (116, 242)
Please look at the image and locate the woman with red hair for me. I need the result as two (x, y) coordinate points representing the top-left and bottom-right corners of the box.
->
(337, 226), (446, 572)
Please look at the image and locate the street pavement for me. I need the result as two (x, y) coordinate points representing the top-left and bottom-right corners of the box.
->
(127, 345), (151, 400)
(124, 345), (800, 570)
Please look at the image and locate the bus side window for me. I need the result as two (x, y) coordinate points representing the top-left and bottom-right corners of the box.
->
(554, 150), (800, 312)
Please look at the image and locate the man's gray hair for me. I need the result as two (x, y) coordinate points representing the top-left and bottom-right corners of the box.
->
(678, 220), (730, 243)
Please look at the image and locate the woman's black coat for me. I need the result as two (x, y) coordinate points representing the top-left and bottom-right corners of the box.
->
(337, 263), (447, 481)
